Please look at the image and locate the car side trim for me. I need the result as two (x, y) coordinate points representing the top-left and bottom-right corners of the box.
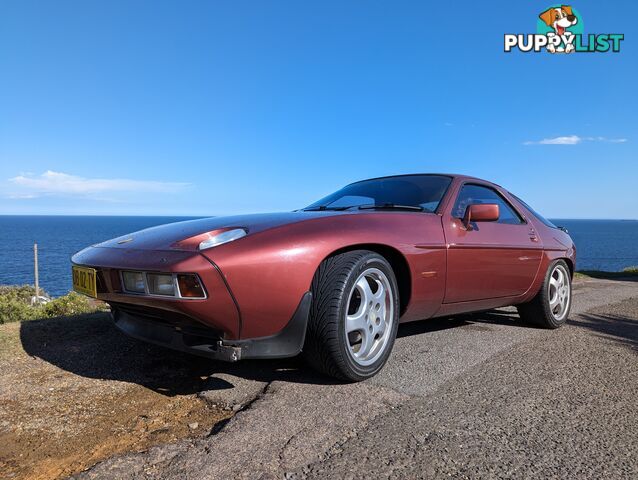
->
(414, 244), (446, 249)
(447, 244), (544, 250)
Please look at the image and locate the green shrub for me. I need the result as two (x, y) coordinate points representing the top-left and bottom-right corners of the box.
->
(0, 285), (104, 324)
(0, 284), (44, 303)
(42, 292), (99, 317)
(0, 292), (36, 323)
(573, 267), (638, 280)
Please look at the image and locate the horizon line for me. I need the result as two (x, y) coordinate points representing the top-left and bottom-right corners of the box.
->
(0, 214), (636, 221)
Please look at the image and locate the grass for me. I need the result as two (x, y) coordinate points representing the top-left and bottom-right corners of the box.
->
(574, 266), (638, 280)
(0, 285), (106, 324)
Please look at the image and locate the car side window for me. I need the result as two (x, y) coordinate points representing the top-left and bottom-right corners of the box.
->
(452, 184), (523, 225)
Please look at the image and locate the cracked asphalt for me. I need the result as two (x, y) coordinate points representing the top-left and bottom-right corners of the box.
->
(76, 277), (637, 479)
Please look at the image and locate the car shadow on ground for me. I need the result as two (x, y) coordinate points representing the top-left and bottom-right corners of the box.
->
(396, 315), (469, 338)
(462, 304), (638, 351)
(19, 313), (335, 396)
(569, 311), (638, 351)
(22, 304), (633, 397)
(20, 310), (505, 395)
(459, 308), (533, 328)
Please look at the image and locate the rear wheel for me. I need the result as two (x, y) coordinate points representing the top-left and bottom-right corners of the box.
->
(303, 250), (399, 381)
(517, 260), (572, 328)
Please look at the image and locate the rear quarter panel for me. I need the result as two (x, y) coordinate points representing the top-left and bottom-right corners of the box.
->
(505, 193), (577, 303)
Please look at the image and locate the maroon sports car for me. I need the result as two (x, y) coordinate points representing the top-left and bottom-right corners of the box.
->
(72, 174), (575, 381)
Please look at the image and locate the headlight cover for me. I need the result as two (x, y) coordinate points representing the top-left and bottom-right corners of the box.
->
(147, 273), (175, 296)
(198, 228), (247, 250)
(122, 271), (145, 293)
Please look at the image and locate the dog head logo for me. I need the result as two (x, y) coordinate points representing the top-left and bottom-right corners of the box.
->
(539, 5), (578, 36)
(537, 4), (582, 53)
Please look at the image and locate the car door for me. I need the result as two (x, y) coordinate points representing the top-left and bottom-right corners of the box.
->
(442, 183), (543, 303)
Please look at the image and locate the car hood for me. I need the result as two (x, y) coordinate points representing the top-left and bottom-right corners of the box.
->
(94, 211), (345, 251)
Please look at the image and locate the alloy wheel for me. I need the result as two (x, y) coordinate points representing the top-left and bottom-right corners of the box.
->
(344, 267), (395, 366)
(548, 263), (571, 321)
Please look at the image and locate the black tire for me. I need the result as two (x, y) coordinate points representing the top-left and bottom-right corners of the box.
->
(517, 259), (572, 328)
(302, 250), (400, 382)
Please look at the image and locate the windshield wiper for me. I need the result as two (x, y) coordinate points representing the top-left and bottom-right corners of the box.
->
(357, 203), (424, 211)
(303, 205), (353, 211)
(305, 203), (425, 212)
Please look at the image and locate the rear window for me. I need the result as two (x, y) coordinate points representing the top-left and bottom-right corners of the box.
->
(511, 194), (557, 228)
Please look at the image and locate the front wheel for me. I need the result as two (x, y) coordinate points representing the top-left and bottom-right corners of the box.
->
(303, 250), (400, 381)
(517, 259), (572, 328)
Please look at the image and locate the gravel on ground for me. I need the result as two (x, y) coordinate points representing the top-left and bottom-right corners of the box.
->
(0, 314), (233, 480)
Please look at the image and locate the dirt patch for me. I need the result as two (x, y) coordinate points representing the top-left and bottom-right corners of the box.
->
(0, 314), (233, 480)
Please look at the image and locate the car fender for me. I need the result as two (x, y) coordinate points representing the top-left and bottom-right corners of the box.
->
(201, 212), (447, 338)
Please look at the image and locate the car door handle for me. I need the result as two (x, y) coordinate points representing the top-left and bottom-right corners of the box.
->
(529, 228), (539, 242)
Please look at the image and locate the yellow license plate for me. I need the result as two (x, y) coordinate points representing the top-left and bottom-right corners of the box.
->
(72, 266), (97, 298)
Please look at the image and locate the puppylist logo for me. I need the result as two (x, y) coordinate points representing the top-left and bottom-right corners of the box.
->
(505, 5), (624, 54)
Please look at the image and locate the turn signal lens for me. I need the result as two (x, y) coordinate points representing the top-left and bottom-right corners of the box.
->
(122, 271), (145, 293)
(177, 274), (205, 298)
(147, 273), (176, 296)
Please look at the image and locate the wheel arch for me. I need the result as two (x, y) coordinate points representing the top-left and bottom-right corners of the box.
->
(321, 243), (412, 316)
(562, 257), (575, 278)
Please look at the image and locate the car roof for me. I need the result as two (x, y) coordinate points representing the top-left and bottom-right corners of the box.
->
(349, 173), (502, 188)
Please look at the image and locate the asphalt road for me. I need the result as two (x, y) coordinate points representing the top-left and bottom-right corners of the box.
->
(76, 277), (637, 479)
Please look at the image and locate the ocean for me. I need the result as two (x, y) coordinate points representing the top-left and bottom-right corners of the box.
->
(0, 216), (637, 297)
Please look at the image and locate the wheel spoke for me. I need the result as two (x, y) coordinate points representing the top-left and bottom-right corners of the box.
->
(376, 318), (386, 336)
(346, 306), (367, 333)
(555, 268), (564, 287)
(372, 280), (385, 302)
(357, 329), (374, 359)
(356, 277), (374, 306)
(377, 303), (387, 325)
(549, 294), (560, 310)
(550, 276), (559, 290)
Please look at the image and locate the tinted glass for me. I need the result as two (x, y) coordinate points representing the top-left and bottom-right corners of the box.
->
(511, 194), (557, 228)
(305, 175), (452, 213)
(453, 184), (523, 225)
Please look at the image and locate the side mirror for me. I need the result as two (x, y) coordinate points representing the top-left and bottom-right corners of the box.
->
(463, 204), (499, 229)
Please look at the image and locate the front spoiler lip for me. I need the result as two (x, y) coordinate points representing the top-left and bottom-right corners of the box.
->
(112, 291), (312, 361)
(113, 308), (242, 361)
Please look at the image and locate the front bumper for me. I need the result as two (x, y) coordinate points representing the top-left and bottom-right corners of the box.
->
(72, 246), (241, 339)
(112, 291), (312, 361)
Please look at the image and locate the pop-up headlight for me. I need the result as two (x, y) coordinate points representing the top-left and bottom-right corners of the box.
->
(198, 228), (247, 250)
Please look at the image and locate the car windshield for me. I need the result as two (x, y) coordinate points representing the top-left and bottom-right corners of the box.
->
(304, 175), (452, 213)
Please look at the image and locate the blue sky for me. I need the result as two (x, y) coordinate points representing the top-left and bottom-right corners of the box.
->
(0, 0), (636, 218)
